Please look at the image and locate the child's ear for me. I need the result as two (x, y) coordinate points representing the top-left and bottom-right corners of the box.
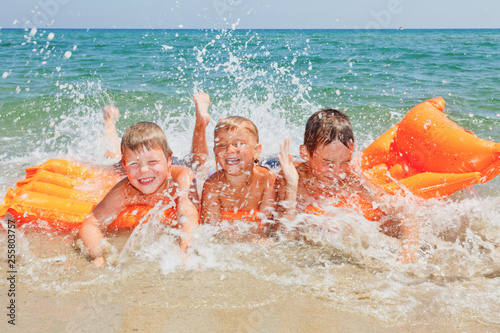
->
(167, 155), (173, 168)
(299, 145), (310, 162)
(254, 143), (262, 159)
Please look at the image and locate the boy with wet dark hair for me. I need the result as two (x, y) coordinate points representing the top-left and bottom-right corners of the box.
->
(277, 108), (419, 263)
(303, 108), (354, 153)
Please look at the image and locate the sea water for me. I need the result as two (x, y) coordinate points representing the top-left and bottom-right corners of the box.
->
(0, 28), (499, 330)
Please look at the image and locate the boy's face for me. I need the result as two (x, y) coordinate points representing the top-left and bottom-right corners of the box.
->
(122, 147), (172, 195)
(214, 128), (262, 176)
(300, 140), (353, 185)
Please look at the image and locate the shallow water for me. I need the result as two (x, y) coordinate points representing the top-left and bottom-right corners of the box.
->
(2, 206), (500, 330)
(1, 28), (499, 331)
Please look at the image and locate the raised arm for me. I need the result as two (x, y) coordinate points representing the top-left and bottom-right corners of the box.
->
(258, 168), (277, 220)
(276, 138), (299, 221)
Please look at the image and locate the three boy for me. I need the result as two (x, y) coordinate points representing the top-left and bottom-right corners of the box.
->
(80, 99), (418, 266)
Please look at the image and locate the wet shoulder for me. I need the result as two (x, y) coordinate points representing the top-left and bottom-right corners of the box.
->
(170, 164), (193, 180)
(204, 170), (226, 188)
(254, 165), (276, 182)
(108, 177), (142, 206)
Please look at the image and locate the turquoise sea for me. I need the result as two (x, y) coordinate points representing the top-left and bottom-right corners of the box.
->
(1, 29), (499, 165)
(1, 29), (499, 331)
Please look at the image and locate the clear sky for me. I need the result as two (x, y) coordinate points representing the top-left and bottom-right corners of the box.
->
(1, 0), (500, 30)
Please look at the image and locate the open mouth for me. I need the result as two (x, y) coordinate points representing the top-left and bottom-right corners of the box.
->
(225, 158), (241, 165)
(139, 177), (155, 185)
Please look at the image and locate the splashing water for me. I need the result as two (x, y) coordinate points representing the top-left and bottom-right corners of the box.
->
(1, 29), (499, 330)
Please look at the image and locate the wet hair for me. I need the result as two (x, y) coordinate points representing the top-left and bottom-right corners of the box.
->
(214, 116), (259, 143)
(121, 122), (172, 158)
(304, 108), (354, 153)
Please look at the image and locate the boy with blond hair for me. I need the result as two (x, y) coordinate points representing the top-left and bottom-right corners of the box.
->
(78, 122), (199, 266)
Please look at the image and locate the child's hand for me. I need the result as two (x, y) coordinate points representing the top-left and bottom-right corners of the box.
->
(193, 92), (210, 128)
(399, 247), (417, 264)
(92, 256), (106, 267)
(278, 138), (299, 190)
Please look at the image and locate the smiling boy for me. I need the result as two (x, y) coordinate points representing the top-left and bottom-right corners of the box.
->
(78, 122), (199, 266)
(200, 116), (276, 226)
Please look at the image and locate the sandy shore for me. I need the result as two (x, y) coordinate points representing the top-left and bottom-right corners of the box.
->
(1, 268), (489, 333)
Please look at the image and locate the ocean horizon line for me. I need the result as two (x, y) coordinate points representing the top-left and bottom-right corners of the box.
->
(1, 27), (499, 32)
